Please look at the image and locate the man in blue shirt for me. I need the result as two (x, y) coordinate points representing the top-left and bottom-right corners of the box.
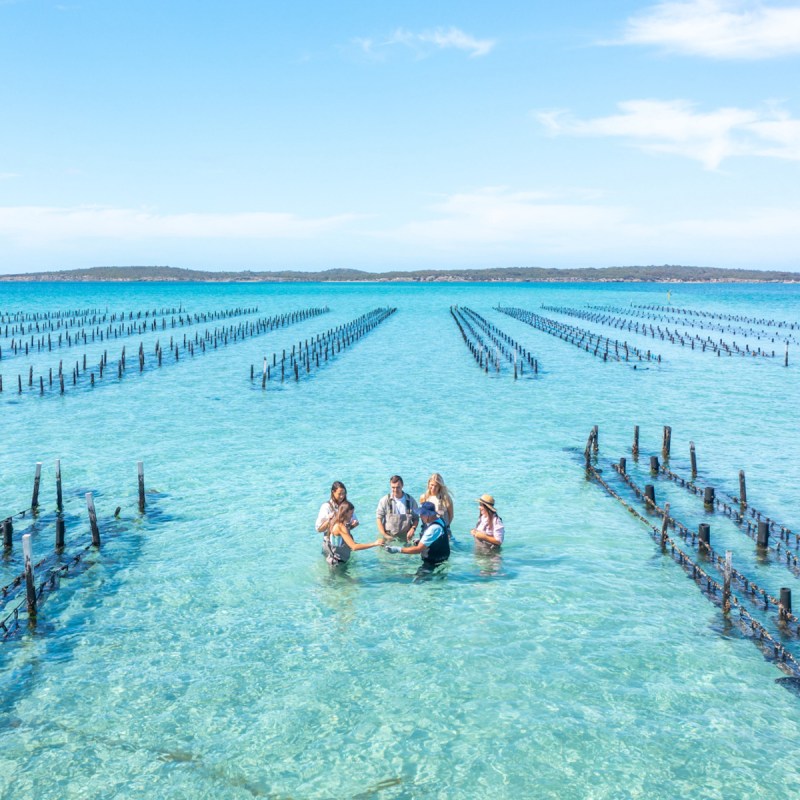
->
(384, 501), (450, 567)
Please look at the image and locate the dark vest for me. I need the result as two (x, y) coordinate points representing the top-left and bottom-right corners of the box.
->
(423, 518), (450, 565)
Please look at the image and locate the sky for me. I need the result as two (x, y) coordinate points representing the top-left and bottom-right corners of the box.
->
(1, 0), (799, 273)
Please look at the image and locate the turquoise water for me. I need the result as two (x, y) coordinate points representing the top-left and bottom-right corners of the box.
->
(1, 281), (799, 799)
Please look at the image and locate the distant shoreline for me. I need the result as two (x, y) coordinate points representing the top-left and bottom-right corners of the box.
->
(1, 265), (799, 283)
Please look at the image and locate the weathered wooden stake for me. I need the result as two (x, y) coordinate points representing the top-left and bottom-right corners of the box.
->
(55, 459), (63, 512)
(650, 455), (659, 474)
(698, 523), (710, 550)
(661, 425), (671, 459)
(31, 462), (42, 511)
(2, 518), (12, 550)
(619, 457), (626, 475)
(723, 551), (732, 614)
(592, 425), (599, 453)
(703, 486), (714, 509)
(137, 461), (146, 512)
(644, 484), (656, 506)
(757, 520), (769, 548)
(23, 534), (36, 621)
(632, 425), (639, 458)
(660, 502), (670, 548)
(55, 515), (65, 550)
(780, 588), (792, 620)
(86, 492), (101, 546)
(738, 470), (747, 506)
(689, 441), (697, 477)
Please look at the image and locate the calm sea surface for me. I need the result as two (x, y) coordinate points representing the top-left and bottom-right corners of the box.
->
(0, 281), (799, 799)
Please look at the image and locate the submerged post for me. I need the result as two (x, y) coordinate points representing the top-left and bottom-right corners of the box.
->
(644, 484), (656, 507)
(55, 515), (65, 550)
(757, 520), (769, 548)
(703, 486), (715, 510)
(738, 470), (747, 507)
(23, 534), (36, 621)
(137, 461), (146, 512)
(698, 523), (710, 551)
(56, 459), (63, 512)
(86, 492), (101, 547)
(632, 425), (639, 459)
(650, 455), (659, 474)
(31, 461), (42, 512)
(689, 441), (697, 478)
(662, 425), (671, 459)
(660, 502), (670, 549)
(2, 518), (12, 550)
(723, 551), (732, 614)
(780, 588), (792, 621)
(619, 457), (626, 475)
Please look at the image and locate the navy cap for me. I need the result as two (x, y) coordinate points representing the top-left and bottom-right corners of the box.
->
(418, 501), (437, 517)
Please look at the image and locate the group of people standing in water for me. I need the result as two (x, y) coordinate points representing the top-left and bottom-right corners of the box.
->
(314, 473), (505, 569)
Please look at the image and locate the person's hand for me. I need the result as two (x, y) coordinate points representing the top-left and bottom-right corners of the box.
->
(373, 538), (384, 546)
(406, 529), (416, 543)
(470, 529), (479, 537)
(385, 546), (402, 554)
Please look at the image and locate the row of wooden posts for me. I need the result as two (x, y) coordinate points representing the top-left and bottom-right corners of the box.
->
(584, 426), (800, 678)
(253, 307), (396, 387)
(586, 303), (799, 347)
(589, 423), (796, 615)
(498, 306), (659, 363)
(0, 306), (259, 360)
(544, 304), (783, 360)
(0, 307), (329, 398)
(0, 304), (186, 336)
(632, 303), (799, 331)
(3, 461), (147, 626)
(450, 306), (538, 377)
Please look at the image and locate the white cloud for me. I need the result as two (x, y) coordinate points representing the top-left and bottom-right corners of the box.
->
(538, 99), (800, 169)
(0, 206), (360, 246)
(355, 26), (495, 59)
(387, 187), (627, 251)
(618, 0), (800, 59)
(0, 172), (19, 180)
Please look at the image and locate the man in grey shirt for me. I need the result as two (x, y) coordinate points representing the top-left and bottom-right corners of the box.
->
(376, 475), (419, 542)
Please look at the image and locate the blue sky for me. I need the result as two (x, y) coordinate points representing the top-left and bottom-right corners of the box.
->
(1, 0), (799, 273)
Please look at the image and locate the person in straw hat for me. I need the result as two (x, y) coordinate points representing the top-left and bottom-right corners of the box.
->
(470, 494), (505, 548)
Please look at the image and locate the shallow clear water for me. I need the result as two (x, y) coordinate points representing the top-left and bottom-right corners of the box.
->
(1, 281), (799, 799)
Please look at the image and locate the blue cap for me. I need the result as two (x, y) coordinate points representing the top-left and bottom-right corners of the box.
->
(418, 501), (437, 517)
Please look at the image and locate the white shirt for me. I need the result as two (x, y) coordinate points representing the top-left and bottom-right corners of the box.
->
(476, 515), (505, 545)
(315, 501), (358, 533)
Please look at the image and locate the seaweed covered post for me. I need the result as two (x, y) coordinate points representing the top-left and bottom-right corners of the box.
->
(86, 492), (101, 547)
(23, 534), (36, 621)
(31, 462), (42, 513)
(137, 461), (146, 513)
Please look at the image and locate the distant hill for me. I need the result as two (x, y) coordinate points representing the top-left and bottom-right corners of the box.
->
(0, 265), (798, 282)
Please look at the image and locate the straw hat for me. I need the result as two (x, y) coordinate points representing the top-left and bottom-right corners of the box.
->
(476, 493), (497, 513)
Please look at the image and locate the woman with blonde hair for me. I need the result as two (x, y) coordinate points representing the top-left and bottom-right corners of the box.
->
(419, 473), (454, 528)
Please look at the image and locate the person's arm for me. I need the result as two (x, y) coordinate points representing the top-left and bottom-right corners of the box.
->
(375, 498), (388, 539)
(315, 503), (332, 533)
(471, 530), (502, 546)
(338, 525), (382, 551)
(406, 496), (420, 542)
(446, 498), (454, 524)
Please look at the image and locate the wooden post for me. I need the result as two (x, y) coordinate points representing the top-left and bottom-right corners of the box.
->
(31, 462), (42, 512)
(689, 441), (697, 477)
(785, 342), (789, 367)
(703, 486), (714, 509)
(592, 425), (599, 453)
(86, 492), (101, 546)
(698, 523), (710, 551)
(650, 455), (659, 474)
(723, 551), (732, 614)
(632, 425), (639, 459)
(738, 470), (747, 506)
(137, 461), (146, 512)
(780, 588), (792, 621)
(660, 502), (670, 548)
(2, 518), (11, 550)
(757, 520), (769, 548)
(56, 459), (63, 512)
(23, 534), (36, 621)
(661, 425), (671, 459)
(55, 515), (65, 550)
(619, 457), (626, 475)
(644, 484), (656, 506)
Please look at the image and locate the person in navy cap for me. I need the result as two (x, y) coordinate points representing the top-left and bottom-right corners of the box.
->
(383, 501), (450, 567)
